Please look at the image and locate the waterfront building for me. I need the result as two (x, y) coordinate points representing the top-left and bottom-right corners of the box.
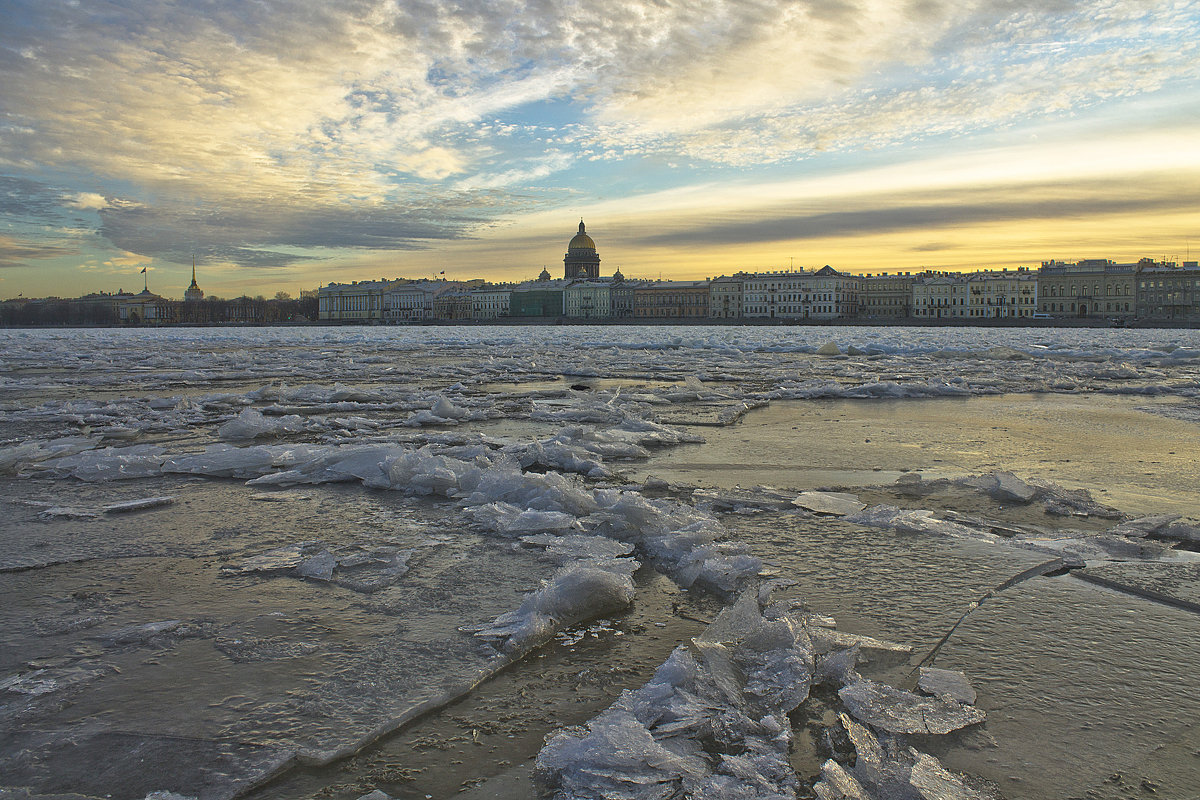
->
(858, 273), (915, 319)
(1037, 259), (1137, 319)
(709, 274), (745, 319)
(743, 270), (808, 319)
(318, 279), (399, 322)
(609, 271), (640, 318)
(810, 266), (860, 320)
(967, 268), (1037, 319)
(912, 273), (968, 319)
(564, 279), (613, 319)
(511, 279), (566, 317)
(1137, 262), (1200, 321)
(563, 220), (601, 280)
(433, 288), (474, 320)
(743, 266), (857, 320)
(470, 284), (512, 319)
(632, 280), (710, 319)
(384, 281), (437, 322)
(118, 288), (176, 324)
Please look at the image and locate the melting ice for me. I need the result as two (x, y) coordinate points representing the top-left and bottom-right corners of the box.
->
(2, 325), (1199, 800)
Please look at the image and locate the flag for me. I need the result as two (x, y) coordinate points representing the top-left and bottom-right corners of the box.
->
(140, 267), (147, 274)
(439, 271), (445, 275)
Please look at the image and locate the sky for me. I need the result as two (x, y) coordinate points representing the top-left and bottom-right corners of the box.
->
(1, 0), (1198, 300)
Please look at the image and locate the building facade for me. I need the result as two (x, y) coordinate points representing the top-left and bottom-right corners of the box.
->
(564, 280), (613, 319)
(912, 273), (968, 319)
(471, 285), (512, 319)
(859, 273), (914, 319)
(511, 280), (565, 317)
(709, 274), (745, 319)
(318, 279), (397, 322)
(967, 268), (1037, 319)
(385, 282), (439, 322)
(1137, 263), (1200, 321)
(1037, 260), (1137, 319)
(632, 281), (710, 318)
(742, 266), (858, 320)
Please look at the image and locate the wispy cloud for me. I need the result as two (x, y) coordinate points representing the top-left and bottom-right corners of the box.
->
(0, 234), (76, 269)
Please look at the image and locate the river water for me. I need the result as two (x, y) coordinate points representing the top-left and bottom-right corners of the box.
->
(1, 325), (1198, 800)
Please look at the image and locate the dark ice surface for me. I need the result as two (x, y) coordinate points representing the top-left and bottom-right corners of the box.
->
(0, 478), (559, 799)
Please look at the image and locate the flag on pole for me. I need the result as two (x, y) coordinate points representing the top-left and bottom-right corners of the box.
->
(140, 267), (147, 273)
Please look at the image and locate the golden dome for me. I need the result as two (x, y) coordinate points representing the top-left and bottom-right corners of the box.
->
(568, 220), (595, 250)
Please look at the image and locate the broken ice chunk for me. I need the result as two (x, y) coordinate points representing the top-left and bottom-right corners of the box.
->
(693, 486), (799, 511)
(226, 543), (318, 574)
(814, 759), (873, 800)
(962, 471), (1038, 503)
(536, 709), (708, 797)
(218, 408), (305, 441)
(1, 664), (115, 696)
(471, 501), (580, 535)
(829, 713), (989, 799)
(1108, 515), (1198, 541)
(839, 677), (985, 735)
(94, 619), (183, 645)
(102, 495), (175, 513)
(809, 629), (912, 660)
(355, 791), (393, 800)
(38, 506), (101, 519)
(432, 395), (470, 420)
(917, 667), (978, 705)
(792, 491), (866, 516)
(908, 749), (986, 798)
(296, 550), (338, 581)
(467, 564), (636, 653)
(520, 534), (635, 565)
(814, 647), (861, 688)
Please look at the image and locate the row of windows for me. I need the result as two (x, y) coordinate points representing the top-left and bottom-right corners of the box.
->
(1041, 302), (1133, 312)
(1046, 284), (1132, 297)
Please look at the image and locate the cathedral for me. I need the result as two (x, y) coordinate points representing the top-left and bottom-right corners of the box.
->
(563, 220), (601, 280)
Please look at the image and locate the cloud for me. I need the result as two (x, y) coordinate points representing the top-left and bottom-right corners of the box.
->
(0, 175), (65, 218)
(0, 234), (76, 268)
(95, 196), (489, 268)
(1, 0), (1196, 289)
(633, 174), (1200, 248)
(5, 0), (1194, 203)
(67, 192), (109, 211)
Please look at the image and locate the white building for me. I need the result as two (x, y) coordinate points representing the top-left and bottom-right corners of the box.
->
(742, 266), (858, 320)
(967, 268), (1038, 319)
(385, 281), (444, 322)
(564, 279), (613, 319)
(318, 279), (397, 322)
(470, 284), (512, 319)
(912, 273), (968, 319)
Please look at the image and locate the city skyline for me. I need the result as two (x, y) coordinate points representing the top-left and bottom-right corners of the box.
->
(2, 0), (1198, 300)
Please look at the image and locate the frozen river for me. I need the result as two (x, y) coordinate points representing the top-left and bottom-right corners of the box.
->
(2, 325), (1199, 800)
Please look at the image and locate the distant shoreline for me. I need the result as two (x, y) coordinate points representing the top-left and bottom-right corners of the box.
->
(2, 317), (1196, 330)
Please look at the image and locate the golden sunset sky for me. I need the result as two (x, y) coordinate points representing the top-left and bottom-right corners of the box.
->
(1, 0), (1197, 299)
